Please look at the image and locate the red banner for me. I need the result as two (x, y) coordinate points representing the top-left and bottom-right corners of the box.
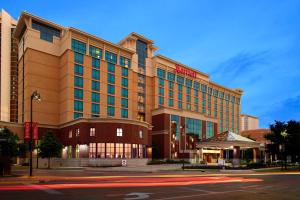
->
(33, 122), (39, 140)
(24, 122), (39, 140)
(24, 122), (30, 140)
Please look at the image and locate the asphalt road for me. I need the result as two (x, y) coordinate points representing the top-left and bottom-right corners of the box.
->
(1, 169), (300, 200)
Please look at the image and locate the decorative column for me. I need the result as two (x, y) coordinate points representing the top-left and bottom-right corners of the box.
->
(233, 146), (240, 167)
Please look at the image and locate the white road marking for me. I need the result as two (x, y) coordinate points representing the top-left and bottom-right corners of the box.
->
(28, 184), (62, 195)
(124, 192), (152, 200)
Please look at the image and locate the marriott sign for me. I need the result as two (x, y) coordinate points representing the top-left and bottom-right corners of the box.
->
(174, 65), (197, 78)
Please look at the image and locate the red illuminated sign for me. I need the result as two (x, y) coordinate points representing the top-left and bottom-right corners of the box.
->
(174, 65), (197, 78)
(24, 122), (39, 140)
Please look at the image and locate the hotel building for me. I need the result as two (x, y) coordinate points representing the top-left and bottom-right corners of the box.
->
(7, 12), (243, 161)
(0, 9), (18, 123)
(240, 114), (259, 131)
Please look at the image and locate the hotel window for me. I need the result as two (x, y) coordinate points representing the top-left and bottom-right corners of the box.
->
(89, 143), (96, 158)
(107, 63), (115, 74)
(74, 76), (83, 88)
(106, 143), (114, 158)
(171, 115), (180, 140)
(185, 79), (192, 87)
(186, 87), (191, 95)
(122, 88), (128, 97)
(201, 84), (207, 92)
(225, 94), (229, 131)
(32, 20), (61, 42)
(202, 92), (206, 114)
(90, 128), (96, 136)
(206, 121), (214, 139)
(169, 90), (174, 98)
(107, 95), (115, 105)
(107, 73), (115, 84)
(121, 98), (128, 108)
(125, 144), (131, 158)
(107, 84), (115, 94)
(92, 69), (100, 80)
(178, 101), (183, 109)
(92, 92), (100, 103)
(122, 67), (129, 77)
(120, 56), (131, 68)
(177, 75), (184, 84)
(74, 100), (83, 112)
(74, 112), (83, 119)
(207, 95), (211, 116)
(194, 89), (199, 97)
(89, 46), (102, 59)
(194, 81), (200, 90)
(122, 77), (128, 87)
(159, 78), (164, 86)
(75, 128), (80, 137)
(74, 64), (83, 76)
(74, 52), (84, 64)
(168, 81), (174, 90)
(91, 80), (100, 91)
(97, 143), (105, 158)
(105, 51), (117, 64)
(214, 96), (218, 118)
(117, 128), (123, 137)
(68, 130), (72, 138)
(121, 109), (128, 118)
(186, 95), (191, 103)
(231, 96), (235, 132)
(91, 103), (100, 115)
(107, 106), (115, 116)
(186, 103), (191, 110)
(92, 58), (100, 68)
(74, 88), (83, 100)
(158, 96), (164, 105)
(71, 39), (86, 54)
(168, 99), (174, 107)
(139, 130), (143, 138)
(167, 72), (175, 81)
(185, 118), (202, 139)
(159, 87), (164, 96)
(157, 68), (166, 78)
(115, 143), (124, 158)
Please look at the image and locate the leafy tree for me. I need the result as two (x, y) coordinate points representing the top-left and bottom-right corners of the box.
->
(0, 128), (19, 157)
(39, 132), (62, 168)
(0, 128), (19, 176)
(265, 120), (300, 165)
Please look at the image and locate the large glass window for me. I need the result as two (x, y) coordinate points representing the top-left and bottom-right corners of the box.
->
(168, 99), (174, 107)
(158, 96), (164, 105)
(89, 46), (102, 58)
(167, 72), (175, 81)
(157, 68), (166, 78)
(107, 95), (115, 105)
(91, 80), (100, 91)
(92, 69), (100, 80)
(91, 103), (100, 114)
(74, 88), (83, 100)
(121, 109), (128, 118)
(74, 100), (83, 111)
(92, 58), (100, 69)
(159, 78), (164, 86)
(177, 75), (184, 84)
(107, 74), (115, 84)
(107, 63), (115, 73)
(74, 52), (84, 64)
(206, 121), (214, 138)
(92, 92), (100, 103)
(32, 20), (61, 42)
(122, 88), (128, 97)
(185, 118), (202, 139)
(89, 143), (96, 158)
(171, 115), (180, 140)
(125, 144), (131, 158)
(74, 112), (83, 119)
(115, 143), (124, 158)
(159, 87), (164, 96)
(122, 77), (128, 87)
(121, 98), (128, 108)
(107, 84), (115, 94)
(74, 76), (83, 88)
(106, 143), (114, 158)
(74, 64), (83, 76)
(107, 106), (115, 116)
(122, 67), (128, 77)
(105, 51), (117, 64)
(120, 56), (131, 68)
(186, 79), (192, 87)
(97, 143), (105, 158)
(71, 39), (86, 54)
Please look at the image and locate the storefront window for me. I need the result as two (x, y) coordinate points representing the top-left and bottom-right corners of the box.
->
(115, 143), (124, 158)
(106, 143), (114, 158)
(125, 144), (131, 158)
(97, 143), (105, 158)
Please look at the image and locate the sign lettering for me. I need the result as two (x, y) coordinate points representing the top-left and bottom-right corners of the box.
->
(174, 65), (197, 78)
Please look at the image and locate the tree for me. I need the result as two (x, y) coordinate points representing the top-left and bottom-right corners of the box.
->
(39, 132), (62, 168)
(265, 120), (300, 165)
(0, 128), (19, 176)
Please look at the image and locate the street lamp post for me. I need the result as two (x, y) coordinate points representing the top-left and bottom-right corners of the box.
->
(29, 91), (41, 177)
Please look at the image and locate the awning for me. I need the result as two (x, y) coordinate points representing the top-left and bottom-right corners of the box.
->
(197, 131), (261, 149)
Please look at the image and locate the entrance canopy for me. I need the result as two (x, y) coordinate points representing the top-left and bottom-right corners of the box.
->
(197, 131), (261, 149)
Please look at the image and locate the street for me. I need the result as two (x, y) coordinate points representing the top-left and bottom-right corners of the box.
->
(1, 169), (300, 200)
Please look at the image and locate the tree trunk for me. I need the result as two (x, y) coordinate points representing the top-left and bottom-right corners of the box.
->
(48, 157), (51, 169)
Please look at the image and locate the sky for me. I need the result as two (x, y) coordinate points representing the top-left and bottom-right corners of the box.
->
(2, 0), (300, 128)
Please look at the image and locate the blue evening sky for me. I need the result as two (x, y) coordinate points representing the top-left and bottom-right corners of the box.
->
(2, 0), (300, 128)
